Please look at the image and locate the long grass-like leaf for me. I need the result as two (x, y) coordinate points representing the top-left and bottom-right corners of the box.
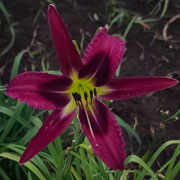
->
(71, 166), (82, 180)
(0, 105), (31, 128)
(123, 16), (136, 39)
(165, 109), (180, 123)
(18, 127), (38, 145)
(109, 12), (124, 29)
(45, 70), (61, 75)
(0, 167), (11, 180)
(0, 103), (25, 143)
(79, 148), (93, 180)
(171, 160), (180, 179)
(125, 155), (158, 180)
(0, 2), (15, 57)
(164, 144), (180, 180)
(160, 0), (169, 18)
(70, 150), (105, 180)
(10, 50), (29, 80)
(73, 40), (81, 55)
(137, 140), (180, 180)
(157, 159), (171, 173)
(0, 152), (47, 180)
(114, 170), (123, 180)
(115, 115), (141, 151)
(122, 170), (127, 180)
(96, 158), (109, 180)
(28, 171), (33, 180)
(0, 144), (55, 180)
(31, 155), (53, 180)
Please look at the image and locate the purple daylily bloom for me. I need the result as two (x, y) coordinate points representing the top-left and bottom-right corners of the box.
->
(5, 5), (178, 170)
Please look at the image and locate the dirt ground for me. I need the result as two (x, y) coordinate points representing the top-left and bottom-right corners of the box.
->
(1, 0), (180, 178)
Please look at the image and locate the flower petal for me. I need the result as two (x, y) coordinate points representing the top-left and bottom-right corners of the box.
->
(6, 72), (72, 109)
(20, 103), (76, 164)
(99, 77), (178, 100)
(79, 99), (126, 170)
(79, 28), (124, 86)
(48, 5), (82, 76)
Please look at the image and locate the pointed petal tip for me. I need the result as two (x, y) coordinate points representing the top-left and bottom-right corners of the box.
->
(19, 151), (31, 165)
(48, 3), (82, 76)
(48, 4), (55, 12)
(100, 77), (179, 101)
(19, 157), (26, 165)
(19, 152), (33, 165)
(162, 77), (179, 89)
(19, 146), (34, 165)
(48, 4), (58, 19)
(18, 107), (76, 166)
(169, 77), (179, 86)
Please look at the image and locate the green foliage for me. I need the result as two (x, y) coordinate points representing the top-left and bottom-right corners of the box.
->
(0, 2), (15, 57)
(10, 50), (29, 80)
(149, 0), (169, 18)
(106, 0), (170, 41)
(115, 115), (141, 154)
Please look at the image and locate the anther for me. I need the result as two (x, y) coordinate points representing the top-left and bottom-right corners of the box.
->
(72, 93), (78, 105)
(90, 90), (93, 104)
(84, 92), (88, 107)
(77, 94), (81, 101)
(72, 92), (82, 106)
(90, 90), (93, 99)
(84, 92), (88, 101)
(72, 92), (78, 101)
(94, 88), (97, 96)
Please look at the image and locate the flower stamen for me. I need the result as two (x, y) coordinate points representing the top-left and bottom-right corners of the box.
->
(72, 92), (82, 106)
(94, 88), (97, 96)
(84, 92), (88, 107)
(84, 106), (95, 140)
(90, 90), (93, 104)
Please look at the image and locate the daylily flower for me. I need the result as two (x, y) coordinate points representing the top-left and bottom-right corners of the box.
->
(6, 4), (178, 170)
